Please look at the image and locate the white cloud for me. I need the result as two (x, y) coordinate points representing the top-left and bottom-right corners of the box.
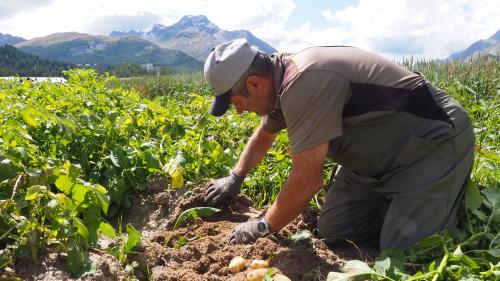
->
(0, 0), (55, 17)
(0, 0), (498, 59)
(87, 12), (163, 35)
(0, 0), (295, 39)
(319, 0), (500, 59)
(253, 0), (500, 59)
(322, 10), (335, 21)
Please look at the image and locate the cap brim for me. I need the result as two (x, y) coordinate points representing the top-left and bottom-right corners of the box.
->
(210, 91), (231, 117)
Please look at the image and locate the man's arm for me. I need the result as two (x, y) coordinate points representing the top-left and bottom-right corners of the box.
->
(264, 142), (328, 231)
(233, 125), (277, 176)
(204, 124), (277, 206)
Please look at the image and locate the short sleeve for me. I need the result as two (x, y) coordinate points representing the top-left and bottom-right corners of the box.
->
(281, 71), (350, 153)
(261, 109), (286, 134)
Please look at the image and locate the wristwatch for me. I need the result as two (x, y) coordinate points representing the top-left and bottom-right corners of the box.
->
(257, 218), (271, 236)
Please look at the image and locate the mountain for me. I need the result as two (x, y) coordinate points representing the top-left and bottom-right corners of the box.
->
(0, 44), (75, 76)
(0, 32), (26, 46)
(15, 32), (202, 72)
(449, 30), (500, 61)
(110, 15), (277, 61)
(109, 30), (144, 37)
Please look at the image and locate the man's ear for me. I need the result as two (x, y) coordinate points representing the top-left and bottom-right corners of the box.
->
(246, 76), (260, 90)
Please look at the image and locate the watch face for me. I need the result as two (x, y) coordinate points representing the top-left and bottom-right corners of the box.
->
(257, 221), (267, 233)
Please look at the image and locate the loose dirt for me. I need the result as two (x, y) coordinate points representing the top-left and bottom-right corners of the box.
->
(14, 184), (378, 281)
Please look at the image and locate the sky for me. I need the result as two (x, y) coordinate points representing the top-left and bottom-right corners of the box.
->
(0, 0), (499, 60)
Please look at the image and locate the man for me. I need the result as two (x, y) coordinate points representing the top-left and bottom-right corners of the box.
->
(203, 39), (474, 250)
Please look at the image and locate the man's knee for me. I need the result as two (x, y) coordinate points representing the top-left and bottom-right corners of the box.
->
(317, 213), (382, 248)
(317, 214), (338, 240)
(317, 213), (349, 246)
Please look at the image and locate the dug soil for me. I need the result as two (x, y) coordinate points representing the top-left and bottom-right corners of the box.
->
(14, 184), (378, 281)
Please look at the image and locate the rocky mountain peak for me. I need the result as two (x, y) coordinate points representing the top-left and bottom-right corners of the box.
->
(109, 14), (276, 61)
(448, 29), (500, 61)
(489, 30), (500, 41)
(177, 15), (214, 27)
(151, 24), (167, 31)
(0, 32), (26, 45)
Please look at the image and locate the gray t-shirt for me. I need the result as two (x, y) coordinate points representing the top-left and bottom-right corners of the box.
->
(262, 46), (427, 153)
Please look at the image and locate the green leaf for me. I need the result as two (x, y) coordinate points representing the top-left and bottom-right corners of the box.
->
(0, 159), (19, 182)
(340, 260), (372, 273)
(68, 164), (81, 179)
(94, 184), (109, 214)
(93, 183), (107, 195)
(124, 224), (141, 253)
(172, 207), (220, 230)
(482, 187), (499, 206)
(374, 256), (391, 274)
(73, 217), (89, 243)
(327, 260), (373, 281)
(379, 248), (405, 261)
(456, 253), (480, 270)
(55, 174), (74, 194)
(13, 147), (28, 162)
(482, 188), (500, 222)
(417, 233), (443, 250)
(174, 236), (189, 249)
(57, 193), (75, 211)
(66, 244), (96, 277)
(114, 148), (129, 168)
(374, 255), (408, 279)
(465, 181), (482, 211)
(71, 184), (89, 205)
(144, 150), (161, 171)
(263, 268), (275, 281)
(21, 111), (39, 127)
(485, 249), (500, 258)
(98, 222), (116, 238)
(428, 260), (436, 271)
(83, 205), (101, 244)
(25, 185), (44, 200)
(289, 230), (312, 244)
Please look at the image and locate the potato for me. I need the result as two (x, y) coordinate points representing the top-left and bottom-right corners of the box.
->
(228, 256), (246, 273)
(273, 274), (292, 281)
(246, 268), (268, 281)
(250, 259), (269, 269)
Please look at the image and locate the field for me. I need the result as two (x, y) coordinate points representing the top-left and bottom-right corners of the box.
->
(0, 58), (498, 281)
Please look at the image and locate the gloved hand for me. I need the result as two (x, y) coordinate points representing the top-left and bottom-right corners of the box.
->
(229, 220), (264, 244)
(204, 170), (244, 206)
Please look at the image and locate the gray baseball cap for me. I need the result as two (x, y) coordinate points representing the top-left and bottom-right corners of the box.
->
(204, 39), (258, 116)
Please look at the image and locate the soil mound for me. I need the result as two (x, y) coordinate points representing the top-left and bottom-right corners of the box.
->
(15, 185), (377, 281)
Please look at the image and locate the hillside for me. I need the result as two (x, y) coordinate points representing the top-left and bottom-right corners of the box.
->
(111, 15), (277, 61)
(0, 32), (26, 46)
(0, 44), (74, 76)
(16, 32), (202, 72)
(449, 30), (500, 61)
(8, 15), (276, 71)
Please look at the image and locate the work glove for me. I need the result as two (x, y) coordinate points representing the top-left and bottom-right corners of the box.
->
(229, 220), (264, 244)
(204, 170), (244, 207)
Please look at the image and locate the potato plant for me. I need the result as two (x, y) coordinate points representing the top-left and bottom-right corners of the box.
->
(0, 56), (498, 280)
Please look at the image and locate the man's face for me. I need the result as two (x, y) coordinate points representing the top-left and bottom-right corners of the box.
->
(229, 76), (275, 117)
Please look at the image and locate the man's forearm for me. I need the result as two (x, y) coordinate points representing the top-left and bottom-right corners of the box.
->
(264, 167), (324, 231)
(233, 125), (277, 176)
(264, 142), (328, 231)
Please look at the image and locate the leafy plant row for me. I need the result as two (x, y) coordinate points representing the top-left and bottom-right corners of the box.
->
(0, 69), (264, 276)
